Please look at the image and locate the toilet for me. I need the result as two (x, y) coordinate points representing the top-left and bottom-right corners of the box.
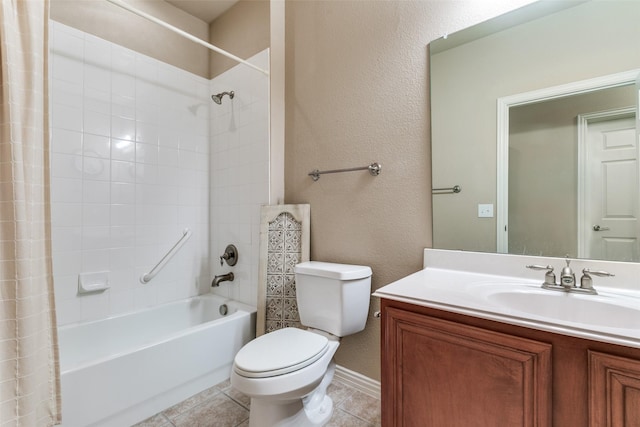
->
(230, 261), (372, 427)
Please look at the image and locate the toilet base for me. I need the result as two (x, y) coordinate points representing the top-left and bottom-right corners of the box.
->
(247, 362), (336, 427)
(247, 395), (333, 427)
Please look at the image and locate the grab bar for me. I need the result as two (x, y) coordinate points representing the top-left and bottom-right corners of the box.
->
(432, 185), (462, 194)
(309, 162), (382, 181)
(140, 228), (192, 284)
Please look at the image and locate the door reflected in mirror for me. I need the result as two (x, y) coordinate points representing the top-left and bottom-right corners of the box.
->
(506, 83), (638, 262)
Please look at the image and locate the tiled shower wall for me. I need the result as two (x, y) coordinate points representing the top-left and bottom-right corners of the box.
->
(50, 21), (268, 326)
(209, 50), (270, 308)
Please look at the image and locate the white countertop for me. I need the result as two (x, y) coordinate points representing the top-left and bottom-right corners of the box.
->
(373, 250), (640, 349)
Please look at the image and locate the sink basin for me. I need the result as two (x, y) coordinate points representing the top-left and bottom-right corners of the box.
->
(485, 288), (640, 329)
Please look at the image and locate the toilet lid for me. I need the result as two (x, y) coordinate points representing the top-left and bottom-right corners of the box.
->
(234, 328), (329, 378)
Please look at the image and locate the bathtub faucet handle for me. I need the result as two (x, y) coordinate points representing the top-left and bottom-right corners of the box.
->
(219, 244), (238, 267)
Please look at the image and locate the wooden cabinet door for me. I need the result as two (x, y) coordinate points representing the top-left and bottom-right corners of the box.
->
(382, 307), (552, 427)
(589, 351), (640, 427)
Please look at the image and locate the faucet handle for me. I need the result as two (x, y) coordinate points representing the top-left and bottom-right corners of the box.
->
(582, 268), (615, 277)
(219, 244), (238, 267)
(526, 264), (556, 286)
(580, 268), (614, 293)
(526, 264), (554, 271)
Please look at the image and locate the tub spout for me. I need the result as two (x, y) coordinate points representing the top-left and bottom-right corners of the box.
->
(212, 272), (234, 287)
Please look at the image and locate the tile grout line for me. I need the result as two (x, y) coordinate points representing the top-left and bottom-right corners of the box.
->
(224, 392), (250, 410)
(161, 413), (176, 427)
(337, 407), (378, 426)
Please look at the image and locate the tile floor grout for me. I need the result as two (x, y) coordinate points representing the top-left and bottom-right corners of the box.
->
(134, 377), (381, 427)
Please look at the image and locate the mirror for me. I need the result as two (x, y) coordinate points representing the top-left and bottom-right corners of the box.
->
(430, 0), (640, 262)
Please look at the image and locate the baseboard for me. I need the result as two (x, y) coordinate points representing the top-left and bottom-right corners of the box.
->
(334, 365), (381, 400)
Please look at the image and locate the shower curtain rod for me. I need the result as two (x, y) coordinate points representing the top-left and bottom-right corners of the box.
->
(105, 0), (269, 76)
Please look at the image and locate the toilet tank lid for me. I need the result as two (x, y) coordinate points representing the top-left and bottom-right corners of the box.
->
(295, 261), (372, 280)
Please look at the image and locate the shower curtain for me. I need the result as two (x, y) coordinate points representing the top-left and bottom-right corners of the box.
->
(0, 0), (61, 426)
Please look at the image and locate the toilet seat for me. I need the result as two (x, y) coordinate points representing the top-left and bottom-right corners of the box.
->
(234, 328), (329, 379)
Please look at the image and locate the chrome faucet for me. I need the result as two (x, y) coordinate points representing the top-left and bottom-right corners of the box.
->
(526, 260), (614, 295)
(212, 272), (234, 287)
(559, 258), (576, 289)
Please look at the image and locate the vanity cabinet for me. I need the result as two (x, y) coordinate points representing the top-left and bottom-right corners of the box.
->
(381, 299), (640, 427)
(589, 351), (640, 426)
(382, 304), (551, 426)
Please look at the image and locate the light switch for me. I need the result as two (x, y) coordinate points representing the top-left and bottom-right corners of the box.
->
(478, 204), (494, 218)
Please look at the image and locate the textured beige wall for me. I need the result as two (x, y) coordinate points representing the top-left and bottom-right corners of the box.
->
(283, 0), (531, 381)
(50, 0), (210, 77)
(209, 0), (270, 78)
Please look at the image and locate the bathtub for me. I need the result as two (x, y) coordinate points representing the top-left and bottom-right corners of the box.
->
(58, 294), (256, 427)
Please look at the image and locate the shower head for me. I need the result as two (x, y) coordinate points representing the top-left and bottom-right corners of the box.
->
(211, 91), (235, 105)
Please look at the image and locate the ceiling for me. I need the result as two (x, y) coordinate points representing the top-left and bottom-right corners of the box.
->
(166, 0), (239, 23)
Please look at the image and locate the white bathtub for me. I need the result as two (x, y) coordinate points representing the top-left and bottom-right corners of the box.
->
(58, 294), (256, 427)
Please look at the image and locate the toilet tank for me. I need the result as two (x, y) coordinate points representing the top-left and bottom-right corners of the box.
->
(294, 261), (372, 337)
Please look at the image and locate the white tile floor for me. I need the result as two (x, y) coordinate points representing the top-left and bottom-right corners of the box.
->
(134, 377), (381, 427)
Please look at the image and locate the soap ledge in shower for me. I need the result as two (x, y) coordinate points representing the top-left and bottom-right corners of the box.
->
(78, 271), (110, 294)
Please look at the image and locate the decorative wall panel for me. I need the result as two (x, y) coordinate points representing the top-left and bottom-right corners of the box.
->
(258, 205), (310, 335)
